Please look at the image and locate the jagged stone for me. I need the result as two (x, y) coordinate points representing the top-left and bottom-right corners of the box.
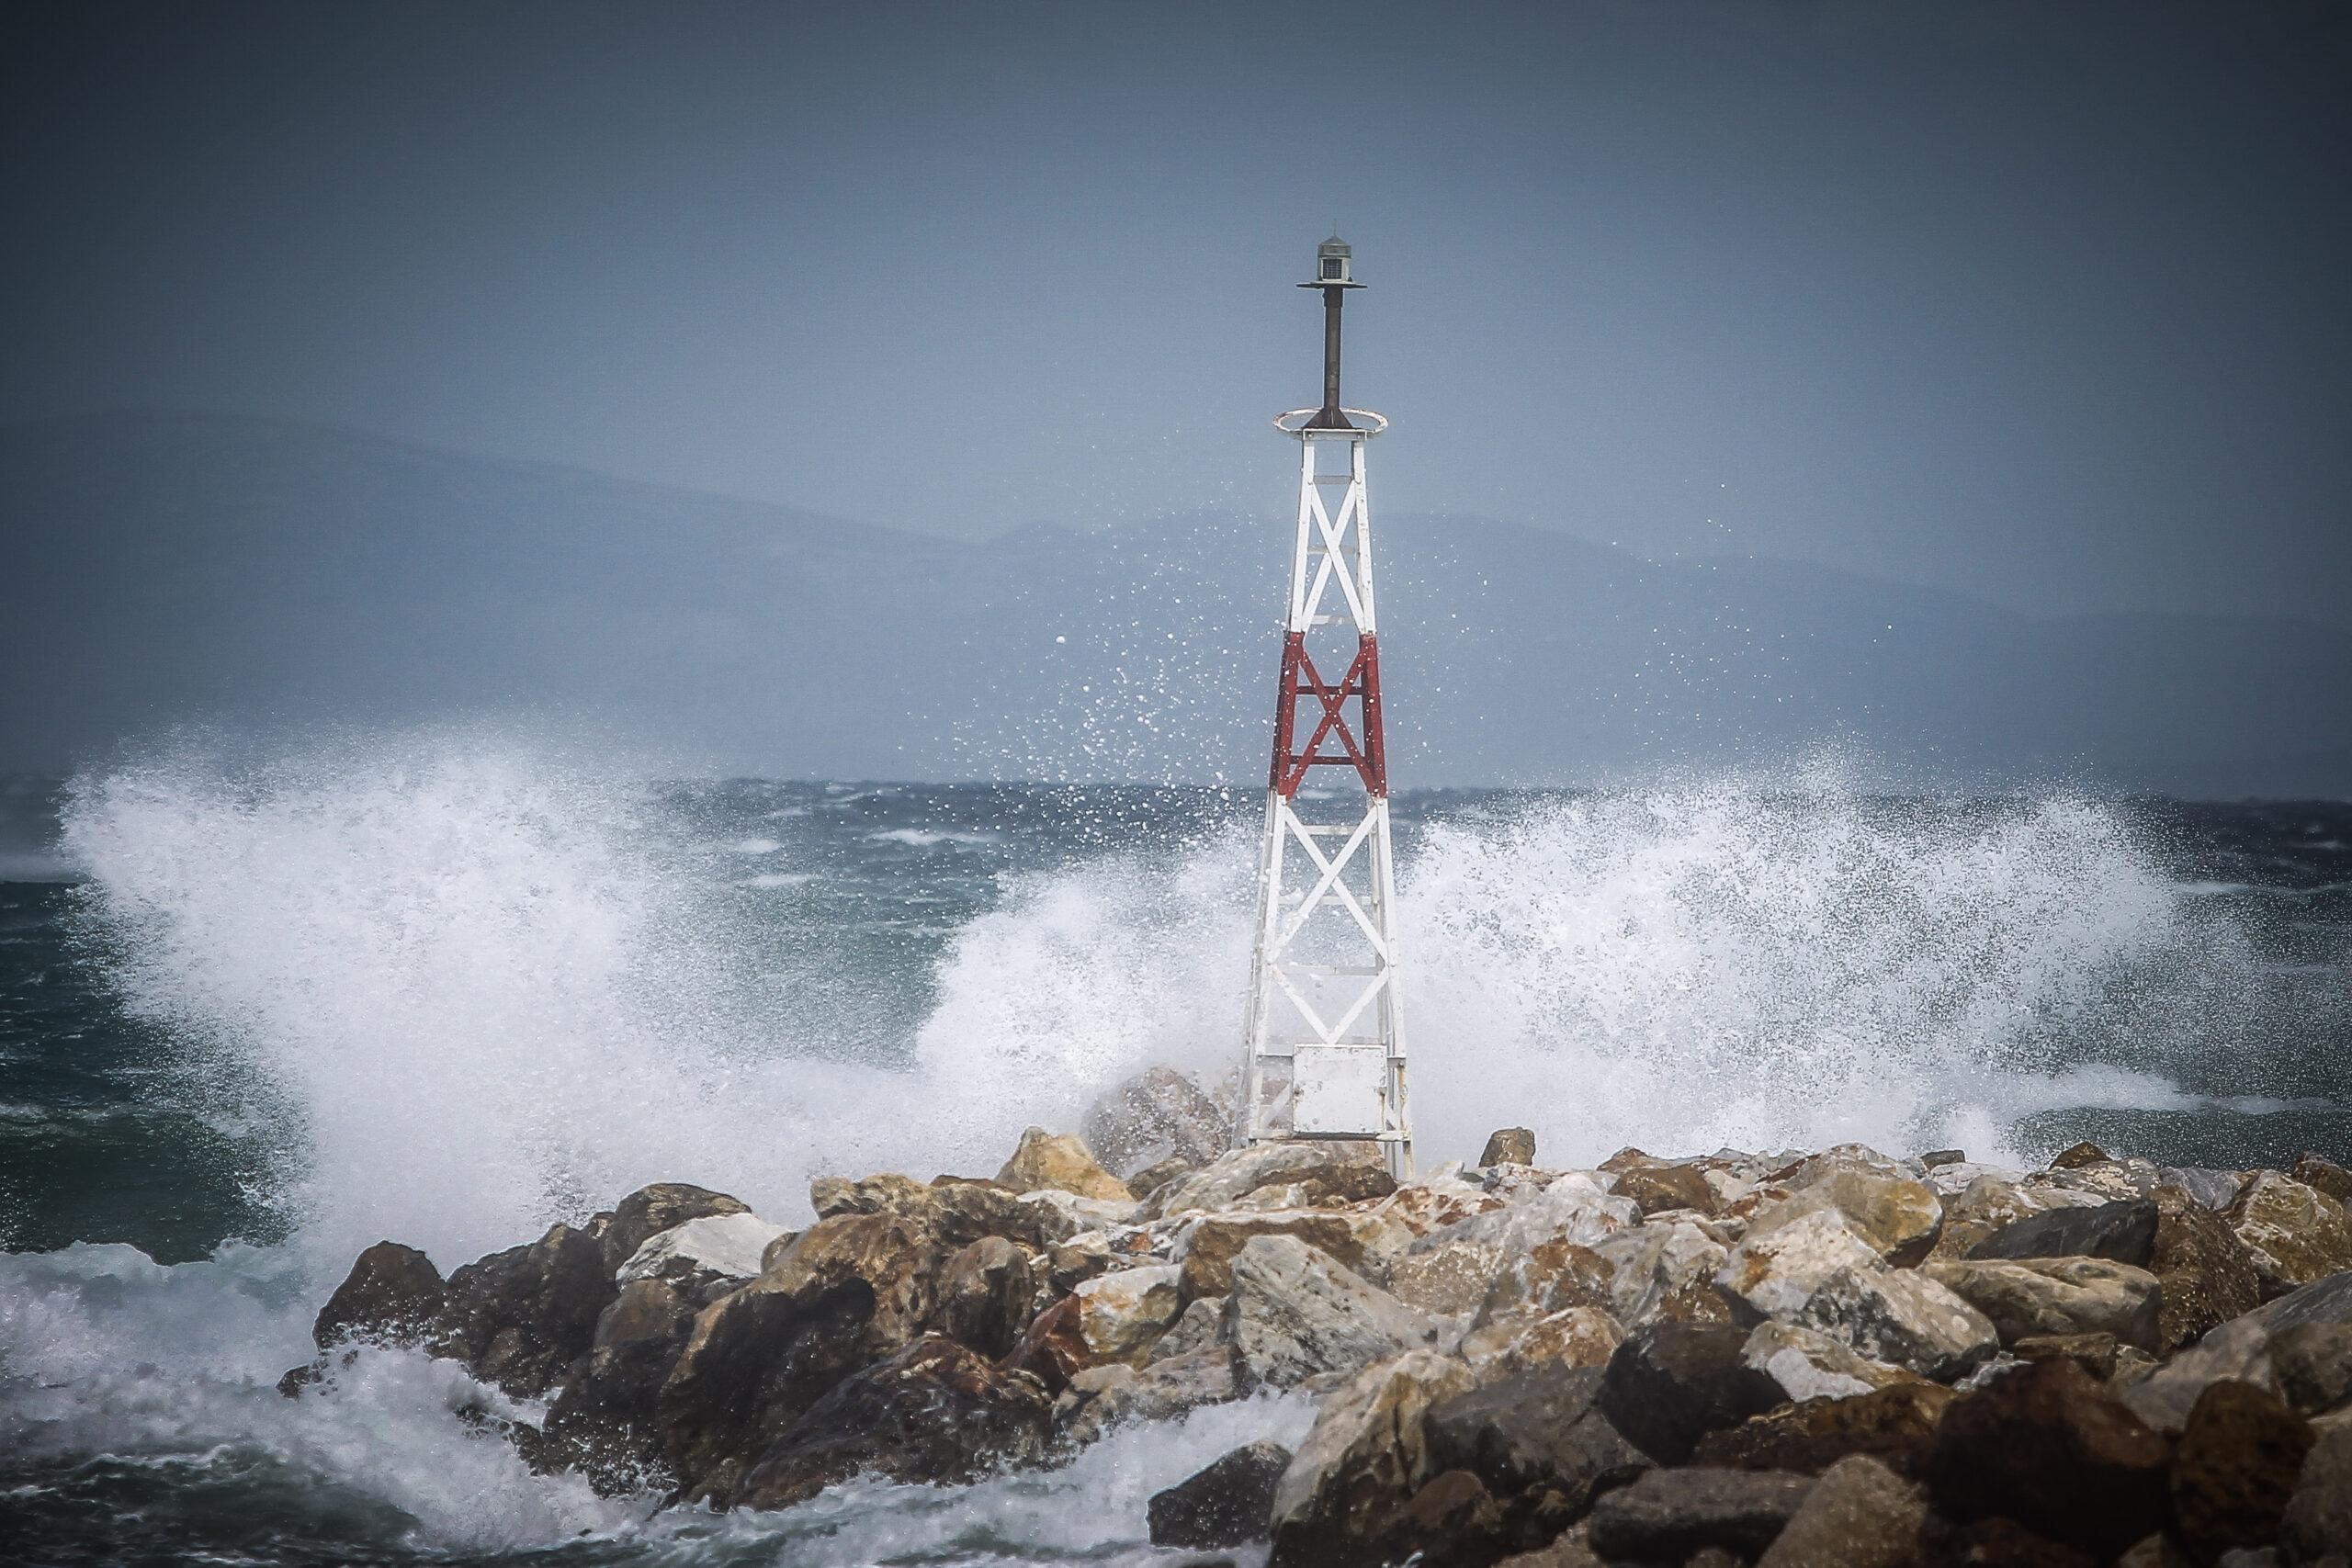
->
(1586, 1466), (1815, 1562)
(1743, 1321), (1921, 1403)
(1053, 1344), (1239, 1447)
(1125, 1156), (1194, 1203)
(1175, 1210), (1378, 1302)
(1920, 1150), (1967, 1168)
(2013, 1331), (2124, 1381)
(1749, 1167), (1943, 1266)
(1368, 1469), (1515, 1566)
(1594, 1219), (1734, 1328)
(1496, 1524), (1607, 1568)
(1692, 1382), (1956, 1477)
(1925, 1358), (2173, 1556)
(1972, 1196), (2160, 1268)
(311, 1240), (446, 1348)
(1793, 1263), (1999, 1381)
(1482, 1127), (1537, 1167)
(1081, 1066), (1228, 1177)
(1266, 1349), (1479, 1568)
(1598, 1322), (1784, 1464)
(2122, 1269), (2352, 1432)
(1149, 1439), (1292, 1549)
(926, 1235), (1040, 1359)
(730, 1335), (1051, 1509)
(1425, 1364), (1653, 1526)
(2163, 1166), (2251, 1212)
(995, 1126), (1133, 1202)
(1615, 1162), (1717, 1217)
(1223, 1234), (1433, 1391)
(597, 1183), (752, 1271)
(1719, 1209), (1886, 1322)
(2170, 1379), (2313, 1563)
(2230, 1173), (2352, 1299)
(1924, 1256), (2164, 1352)
(1478, 1236), (1616, 1325)
(433, 1220), (615, 1399)
(1068, 1262), (1183, 1366)
(538, 1277), (696, 1494)
(2293, 1155), (2352, 1209)
(809, 1170), (931, 1221)
(2271, 1321), (2352, 1416)
(2052, 1141), (2114, 1170)
(1460, 1305), (1625, 1375)
(1388, 1234), (1509, 1317)
(1753, 1454), (1928, 1568)
(2153, 1182), (2264, 1352)
(1151, 1293), (1225, 1361)
(2281, 1422), (2352, 1567)
(1371, 1173), (1509, 1237)
(616, 1212), (787, 1304)
(1148, 1142), (1393, 1219)
(1932, 1173), (2101, 1261)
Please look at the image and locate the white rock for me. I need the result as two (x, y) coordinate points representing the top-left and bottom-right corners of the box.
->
(1718, 1209), (1885, 1321)
(1594, 1220), (1729, 1328)
(1743, 1321), (1917, 1403)
(1224, 1234), (1436, 1390)
(617, 1211), (788, 1287)
(1794, 1264), (1999, 1381)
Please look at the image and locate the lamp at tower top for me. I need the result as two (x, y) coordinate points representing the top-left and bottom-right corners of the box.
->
(1304, 232), (1364, 290)
(1299, 232), (1365, 433)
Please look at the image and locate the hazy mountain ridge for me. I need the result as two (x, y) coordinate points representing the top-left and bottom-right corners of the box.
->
(4, 412), (2345, 794)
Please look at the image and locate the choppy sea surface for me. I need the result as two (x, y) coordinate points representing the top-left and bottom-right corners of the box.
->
(3, 740), (2349, 1566)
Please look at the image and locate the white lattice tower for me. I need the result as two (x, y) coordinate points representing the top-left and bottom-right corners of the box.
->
(1238, 234), (1412, 1180)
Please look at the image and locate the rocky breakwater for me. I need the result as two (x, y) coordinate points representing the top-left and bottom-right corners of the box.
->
(286, 1075), (2352, 1566)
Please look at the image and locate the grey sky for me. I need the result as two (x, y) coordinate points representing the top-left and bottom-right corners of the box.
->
(6, 1), (2347, 623)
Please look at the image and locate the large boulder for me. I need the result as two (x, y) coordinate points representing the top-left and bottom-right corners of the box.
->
(1478, 1237), (1617, 1325)
(1063, 1263), (1184, 1368)
(1585, 1467), (1815, 1562)
(1460, 1305), (1626, 1376)
(1693, 1382), (1956, 1478)
(596, 1183), (752, 1271)
(616, 1212), (787, 1305)
(1148, 1439), (1292, 1549)
(2293, 1154), (2352, 1208)
(995, 1127), (1133, 1202)
(1742, 1321), (1921, 1403)
(1175, 1210), (1385, 1302)
(1597, 1323), (1785, 1464)
(1266, 1349), (1479, 1568)
(1614, 1162), (1718, 1217)
(2281, 1422), (2352, 1568)
(1924, 1256), (2164, 1352)
(312, 1240), (447, 1348)
(1594, 1221), (1735, 1329)
(656, 1209), (941, 1501)
(730, 1335), (1051, 1510)
(1223, 1234), (1434, 1391)
(1051, 1344), (1239, 1448)
(2152, 1182), (2264, 1352)
(1925, 1358), (2174, 1556)
(2122, 1269), (2352, 1432)
(2230, 1173), (2352, 1299)
(926, 1235), (1041, 1359)
(537, 1277), (698, 1494)
(1754, 1454), (1929, 1568)
(1387, 1232), (1510, 1317)
(1424, 1364), (1653, 1530)
(1792, 1263), (1999, 1381)
(433, 1221), (616, 1398)
(1932, 1173), (2101, 1261)
(1481, 1127), (1537, 1168)
(1081, 1066), (1229, 1176)
(1748, 1168), (1942, 1267)
(1970, 1196), (2159, 1266)
(2168, 1379), (2313, 1563)
(1149, 1142), (1395, 1219)
(1718, 1210), (1886, 1322)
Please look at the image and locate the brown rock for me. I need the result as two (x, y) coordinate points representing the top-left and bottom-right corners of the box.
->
(2152, 1183), (2263, 1352)
(1266, 1349), (1479, 1568)
(1754, 1453), (1928, 1568)
(1081, 1066), (1228, 1176)
(995, 1126), (1133, 1202)
(538, 1277), (697, 1494)
(1586, 1466), (1816, 1562)
(1694, 1382), (1956, 1477)
(1497, 1524), (1607, 1568)
(2281, 1422), (2352, 1567)
(927, 1235), (1040, 1359)
(1928, 1515), (2101, 1567)
(808, 1170), (931, 1221)
(2293, 1154), (2352, 1209)
(2052, 1141), (2114, 1170)
(1481, 1238), (1617, 1324)
(2170, 1379), (2313, 1563)
(1177, 1212), (1370, 1303)
(1125, 1156), (1195, 1203)
(2013, 1331), (2122, 1382)
(1924, 1256), (2164, 1352)
(1148, 1439), (1292, 1549)
(1757, 1168), (1943, 1266)
(1366, 1469), (1513, 1567)
(1926, 1359), (2173, 1556)
(2229, 1173), (2352, 1299)
(1425, 1364), (1654, 1526)
(596, 1183), (752, 1270)
(312, 1241), (446, 1349)
(1615, 1162), (1718, 1217)
(1462, 1305), (1626, 1375)
(1482, 1127), (1538, 1167)
(2271, 1320), (2352, 1416)
(1600, 1146), (1660, 1173)
(433, 1221), (615, 1398)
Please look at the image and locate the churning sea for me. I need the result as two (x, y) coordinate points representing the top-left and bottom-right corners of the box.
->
(2, 738), (2348, 1565)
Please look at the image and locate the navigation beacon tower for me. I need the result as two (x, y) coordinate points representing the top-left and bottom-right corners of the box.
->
(1237, 234), (1413, 1180)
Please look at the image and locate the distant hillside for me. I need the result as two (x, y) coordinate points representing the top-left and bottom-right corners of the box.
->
(4, 412), (2346, 795)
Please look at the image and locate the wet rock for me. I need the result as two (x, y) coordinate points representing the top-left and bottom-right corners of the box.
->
(1598, 1322), (1785, 1464)
(2165, 1167), (2252, 1213)
(731, 1334), (1051, 1509)
(1149, 1143), (1393, 1219)
(810, 1170), (932, 1221)
(1388, 1234), (1509, 1317)
(1719, 1209), (1886, 1322)
(2271, 1321), (2352, 1416)
(2013, 1331), (2124, 1381)
(1921, 1149), (1967, 1168)
(1595, 1219), (1735, 1328)
(598, 1183), (751, 1271)
(1585, 1466), (1815, 1562)
(1223, 1234), (1434, 1391)
(1743, 1320), (1921, 1402)
(657, 1209), (940, 1499)
(1924, 1256), (2164, 1352)
(1067, 1262), (1183, 1367)
(2229, 1174), (2352, 1299)
(1082, 1066), (1228, 1177)
(1371, 1172), (1510, 1237)
(1152, 1293), (1226, 1361)
(2052, 1141), (2114, 1170)
(1753, 1453), (1928, 1568)
(2124, 1270), (2352, 1432)
(1053, 1344), (1238, 1447)
(1426, 1364), (1652, 1527)
(2153, 1183), (2264, 1352)
(1794, 1263), (1999, 1381)
(1693, 1381), (1956, 1477)
(1925, 1357), (2173, 1556)
(1482, 1127), (1537, 1168)
(1931, 1516), (2104, 1566)
(1175, 1211), (1378, 1302)
(927, 1235), (1040, 1359)
(1933, 1172), (2102, 1262)
(1614, 1161), (1717, 1217)
(1478, 1237), (1617, 1325)
(435, 1221), (615, 1398)
(1149, 1439), (1292, 1549)
(2293, 1155), (2352, 1210)
(2116, 1535), (2199, 1568)
(1125, 1156), (1195, 1203)
(2281, 1422), (2352, 1567)
(1496, 1524), (1607, 1568)
(1460, 1305), (1626, 1375)
(1751, 1167), (1943, 1266)
(2170, 1380), (2313, 1564)
(1972, 1196), (2160, 1267)
(538, 1277), (697, 1493)
(616, 1212), (787, 1304)
(995, 1126), (1134, 1203)
(1266, 1349), (1478, 1568)
(1370, 1469), (1515, 1567)
(313, 1240), (446, 1348)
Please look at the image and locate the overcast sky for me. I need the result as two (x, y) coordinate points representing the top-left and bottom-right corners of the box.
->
(6, 1), (2346, 624)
